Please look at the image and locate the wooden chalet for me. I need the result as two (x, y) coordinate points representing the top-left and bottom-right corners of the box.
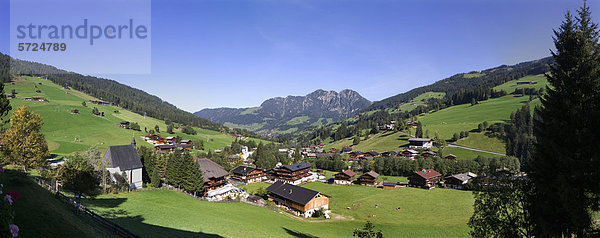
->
(409, 169), (442, 189)
(357, 171), (379, 186)
(444, 172), (477, 190)
(271, 162), (312, 185)
(348, 151), (364, 159)
(155, 144), (176, 153)
(119, 121), (130, 128)
(180, 139), (191, 144)
(195, 158), (229, 196)
(70, 109), (79, 114)
(6, 94), (15, 99)
(230, 165), (265, 184)
(401, 149), (418, 159)
(365, 151), (380, 157)
(177, 144), (192, 150)
(408, 138), (433, 149)
(333, 169), (357, 185)
(444, 154), (457, 160)
(421, 151), (437, 158)
(266, 181), (329, 218)
(24, 97), (45, 101)
(165, 137), (175, 144)
(381, 151), (398, 157)
(341, 146), (352, 153)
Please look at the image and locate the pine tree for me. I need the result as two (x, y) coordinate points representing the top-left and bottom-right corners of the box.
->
(415, 122), (423, 138)
(529, 4), (600, 236)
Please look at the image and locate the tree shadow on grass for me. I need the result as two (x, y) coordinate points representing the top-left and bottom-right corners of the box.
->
(282, 227), (318, 238)
(83, 197), (128, 208)
(110, 215), (224, 238)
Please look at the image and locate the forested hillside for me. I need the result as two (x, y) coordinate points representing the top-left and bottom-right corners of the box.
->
(368, 57), (552, 110)
(2, 53), (245, 135)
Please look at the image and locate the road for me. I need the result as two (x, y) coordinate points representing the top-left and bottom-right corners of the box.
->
(446, 144), (506, 156)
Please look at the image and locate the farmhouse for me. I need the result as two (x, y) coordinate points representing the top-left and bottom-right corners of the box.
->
(365, 151), (380, 157)
(165, 137), (175, 144)
(401, 149), (419, 159)
(24, 97), (45, 101)
(119, 121), (129, 128)
(155, 144), (176, 153)
(266, 181), (329, 218)
(516, 81), (537, 85)
(444, 172), (477, 190)
(195, 158), (243, 201)
(333, 169), (357, 185)
(341, 146), (352, 153)
(409, 169), (442, 189)
(381, 151), (398, 157)
(348, 151), (364, 159)
(271, 162), (312, 185)
(6, 94), (15, 99)
(408, 138), (433, 150)
(70, 109), (79, 114)
(103, 139), (143, 189)
(421, 151), (437, 158)
(357, 171), (379, 186)
(230, 165), (266, 184)
(180, 139), (191, 144)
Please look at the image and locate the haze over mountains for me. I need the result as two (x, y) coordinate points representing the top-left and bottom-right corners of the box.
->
(194, 89), (372, 135)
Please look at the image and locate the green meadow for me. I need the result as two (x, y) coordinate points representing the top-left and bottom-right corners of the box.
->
(81, 182), (473, 237)
(3, 76), (268, 156)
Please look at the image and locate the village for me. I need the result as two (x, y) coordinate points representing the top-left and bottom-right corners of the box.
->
(94, 127), (508, 220)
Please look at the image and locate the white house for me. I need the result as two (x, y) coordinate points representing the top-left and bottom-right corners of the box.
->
(104, 138), (143, 189)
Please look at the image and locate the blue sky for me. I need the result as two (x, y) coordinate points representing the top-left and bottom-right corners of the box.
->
(0, 0), (597, 112)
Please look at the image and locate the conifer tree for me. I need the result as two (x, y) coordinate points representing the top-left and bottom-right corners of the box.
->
(415, 121), (423, 138)
(530, 4), (600, 236)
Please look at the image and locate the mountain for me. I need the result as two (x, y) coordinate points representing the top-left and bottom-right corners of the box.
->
(367, 57), (553, 111)
(195, 89), (372, 135)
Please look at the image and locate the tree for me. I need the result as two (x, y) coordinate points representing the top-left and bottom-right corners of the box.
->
(0, 82), (11, 124)
(353, 221), (383, 238)
(58, 154), (100, 197)
(352, 137), (361, 145)
(483, 121), (489, 130)
(415, 121), (423, 138)
(452, 133), (459, 142)
(92, 107), (99, 115)
(506, 103), (535, 168)
(182, 125), (196, 135)
(83, 146), (109, 192)
(0, 105), (49, 171)
(167, 124), (174, 134)
(151, 168), (161, 188)
(471, 98), (476, 106)
(469, 177), (534, 237)
(529, 4), (600, 236)
(154, 125), (160, 133)
(81, 101), (86, 107)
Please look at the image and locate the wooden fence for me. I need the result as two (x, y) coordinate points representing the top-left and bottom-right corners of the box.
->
(35, 178), (140, 238)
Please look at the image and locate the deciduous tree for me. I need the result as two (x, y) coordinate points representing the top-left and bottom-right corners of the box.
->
(0, 105), (49, 171)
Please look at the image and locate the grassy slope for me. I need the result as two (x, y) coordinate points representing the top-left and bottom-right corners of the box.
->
(4, 76), (268, 156)
(1, 168), (108, 237)
(493, 74), (549, 92)
(454, 133), (506, 154)
(322, 131), (496, 159)
(418, 95), (541, 140)
(83, 183), (472, 238)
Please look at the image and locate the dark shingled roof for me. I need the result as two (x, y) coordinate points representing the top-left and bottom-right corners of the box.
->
(266, 181), (322, 206)
(382, 182), (397, 187)
(104, 145), (143, 171)
(230, 165), (261, 176)
(283, 162), (311, 172)
(195, 158), (229, 182)
(156, 144), (176, 150)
